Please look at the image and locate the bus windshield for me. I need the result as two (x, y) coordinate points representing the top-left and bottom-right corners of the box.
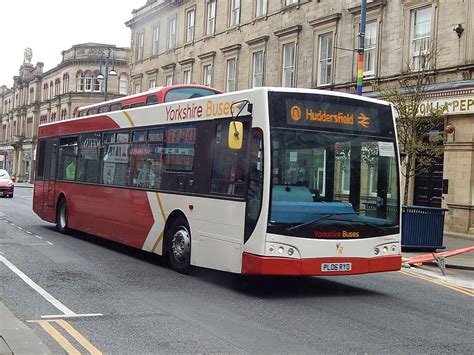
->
(268, 92), (400, 240)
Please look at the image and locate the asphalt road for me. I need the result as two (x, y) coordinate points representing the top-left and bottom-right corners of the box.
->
(0, 188), (473, 354)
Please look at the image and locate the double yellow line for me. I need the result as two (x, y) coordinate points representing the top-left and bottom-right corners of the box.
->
(400, 269), (474, 297)
(29, 319), (102, 354)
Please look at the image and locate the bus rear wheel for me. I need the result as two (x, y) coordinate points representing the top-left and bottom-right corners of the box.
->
(167, 217), (191, 274)
(56, 198), (69, 234)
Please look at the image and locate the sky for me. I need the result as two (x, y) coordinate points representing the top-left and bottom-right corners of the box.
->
(0, 0), (146, 86)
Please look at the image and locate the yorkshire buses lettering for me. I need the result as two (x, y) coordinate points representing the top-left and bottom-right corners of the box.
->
(166, 102), (203, 121)
(314, 231), (360, 239)
(165, 100), (236, 121)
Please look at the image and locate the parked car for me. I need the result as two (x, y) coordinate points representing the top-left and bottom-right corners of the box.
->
(0, 169), (14, 198)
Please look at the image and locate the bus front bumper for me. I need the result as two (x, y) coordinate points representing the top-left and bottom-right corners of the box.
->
(241, 253), (401, 276)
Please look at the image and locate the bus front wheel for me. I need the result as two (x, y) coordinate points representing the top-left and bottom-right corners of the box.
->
(56, 198), (69, 234)
(167, 217), (191, 274)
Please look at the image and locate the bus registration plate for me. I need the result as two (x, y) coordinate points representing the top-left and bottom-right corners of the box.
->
(321, 263), (352, 272)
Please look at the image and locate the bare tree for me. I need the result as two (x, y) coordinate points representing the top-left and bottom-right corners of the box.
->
(374, 51), (445, 205)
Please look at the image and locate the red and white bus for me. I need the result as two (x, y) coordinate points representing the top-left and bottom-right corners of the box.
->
(33, 87), (401, 275)
(75, 84), (222, 117)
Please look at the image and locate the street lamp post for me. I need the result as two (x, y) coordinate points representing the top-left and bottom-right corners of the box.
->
(96, 49), (117, 101)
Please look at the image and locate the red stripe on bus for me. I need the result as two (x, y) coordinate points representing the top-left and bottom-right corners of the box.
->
(241, 253), (401, 276)
(39, 116), (120, 137)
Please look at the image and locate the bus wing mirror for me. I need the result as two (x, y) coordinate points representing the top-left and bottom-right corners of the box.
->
(228, 121), (243, 150)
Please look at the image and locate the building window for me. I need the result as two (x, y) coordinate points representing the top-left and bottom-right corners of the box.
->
(61, 108), (68, 120)
(63, 73), (69, 93)
(364, 21), (377, 77)
(119, 75), (128, 95)
(29, 88), (34, 104)
(166, 74), (174, 86)
(93, 76), (101, 92)
(137, 33), (144, 61)
(256, 0), (267, 17)
(167, 16), (177, 49)
(84, 72), (93, 91)
(76, 73), (84, 92)
(206, 1), (217, 36)
(203, 64), (213, 86)
(285, 0), (297, 6)
(226, 58), (237, 92)
(26, 118), (33, 138)
(134, 83), (141, 94)
(282, 42), (296, 87)
(49, 81), (54, 98)
(251, 50), (264, 87)
(149, 79), (156, 89)
(152, 25), (160, 55)
(411, 7), (431, 70)
(183, 69), (192, 84)
(186, 8), (195, 43)
(55, 79), (61, 96)
(317, 32), (333, 86)
(229, 0), (240, 27)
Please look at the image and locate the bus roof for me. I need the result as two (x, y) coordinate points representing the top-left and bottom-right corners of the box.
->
(76, 84), (221, 112)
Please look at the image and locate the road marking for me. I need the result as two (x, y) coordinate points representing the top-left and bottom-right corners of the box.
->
(30, 320), (103, 354)
(400, 269), (474, 297)
(56, 319), (102, 354)
(0, 255), (102, 318)
(34, 235), (43, 239)
(34, 320), (81, 354)
(0, 255), (76, 316)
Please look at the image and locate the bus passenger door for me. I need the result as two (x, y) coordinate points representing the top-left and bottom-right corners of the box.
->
(44, 139), (58, 219)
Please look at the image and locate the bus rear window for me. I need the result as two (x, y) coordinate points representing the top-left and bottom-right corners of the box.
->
(146, 94), (159, 106)
(164, 88), (219, 103)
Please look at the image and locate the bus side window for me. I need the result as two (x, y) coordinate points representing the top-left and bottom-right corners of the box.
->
(98, 105), (109, 113)
(146, 94), (159, 105)
(210, 122), (248, 197)
(121, 105), (130, 110)
(57, 137), (78, 181)
(110, 103), (121, 112)
(77, 133), (102, 183)
(130, 102), (145, 108)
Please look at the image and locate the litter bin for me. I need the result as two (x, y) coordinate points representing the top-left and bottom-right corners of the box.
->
(401, 205), (448, 251)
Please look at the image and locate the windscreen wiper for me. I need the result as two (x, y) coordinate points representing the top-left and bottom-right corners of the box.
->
(344, 219), (399, 233)
(286, 212), (359, 232)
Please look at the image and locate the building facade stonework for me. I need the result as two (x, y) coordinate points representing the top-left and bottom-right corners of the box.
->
(125, 0), (473, 235)
(0, 43), (129, 183)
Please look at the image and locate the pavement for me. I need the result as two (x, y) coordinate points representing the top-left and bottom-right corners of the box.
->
(2, 183), (473, 353)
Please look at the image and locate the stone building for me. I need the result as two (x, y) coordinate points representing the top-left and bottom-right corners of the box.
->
(125, 0), (473, 236)
(0, 43), (130, 182)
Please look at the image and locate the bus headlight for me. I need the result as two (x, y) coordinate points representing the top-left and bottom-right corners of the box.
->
(374, 243), (399, 256)
(266, 242), (300, 258)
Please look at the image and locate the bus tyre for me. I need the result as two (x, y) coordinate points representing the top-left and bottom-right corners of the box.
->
(167, 217), (191, 274)
(56, 198), (69, 234)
